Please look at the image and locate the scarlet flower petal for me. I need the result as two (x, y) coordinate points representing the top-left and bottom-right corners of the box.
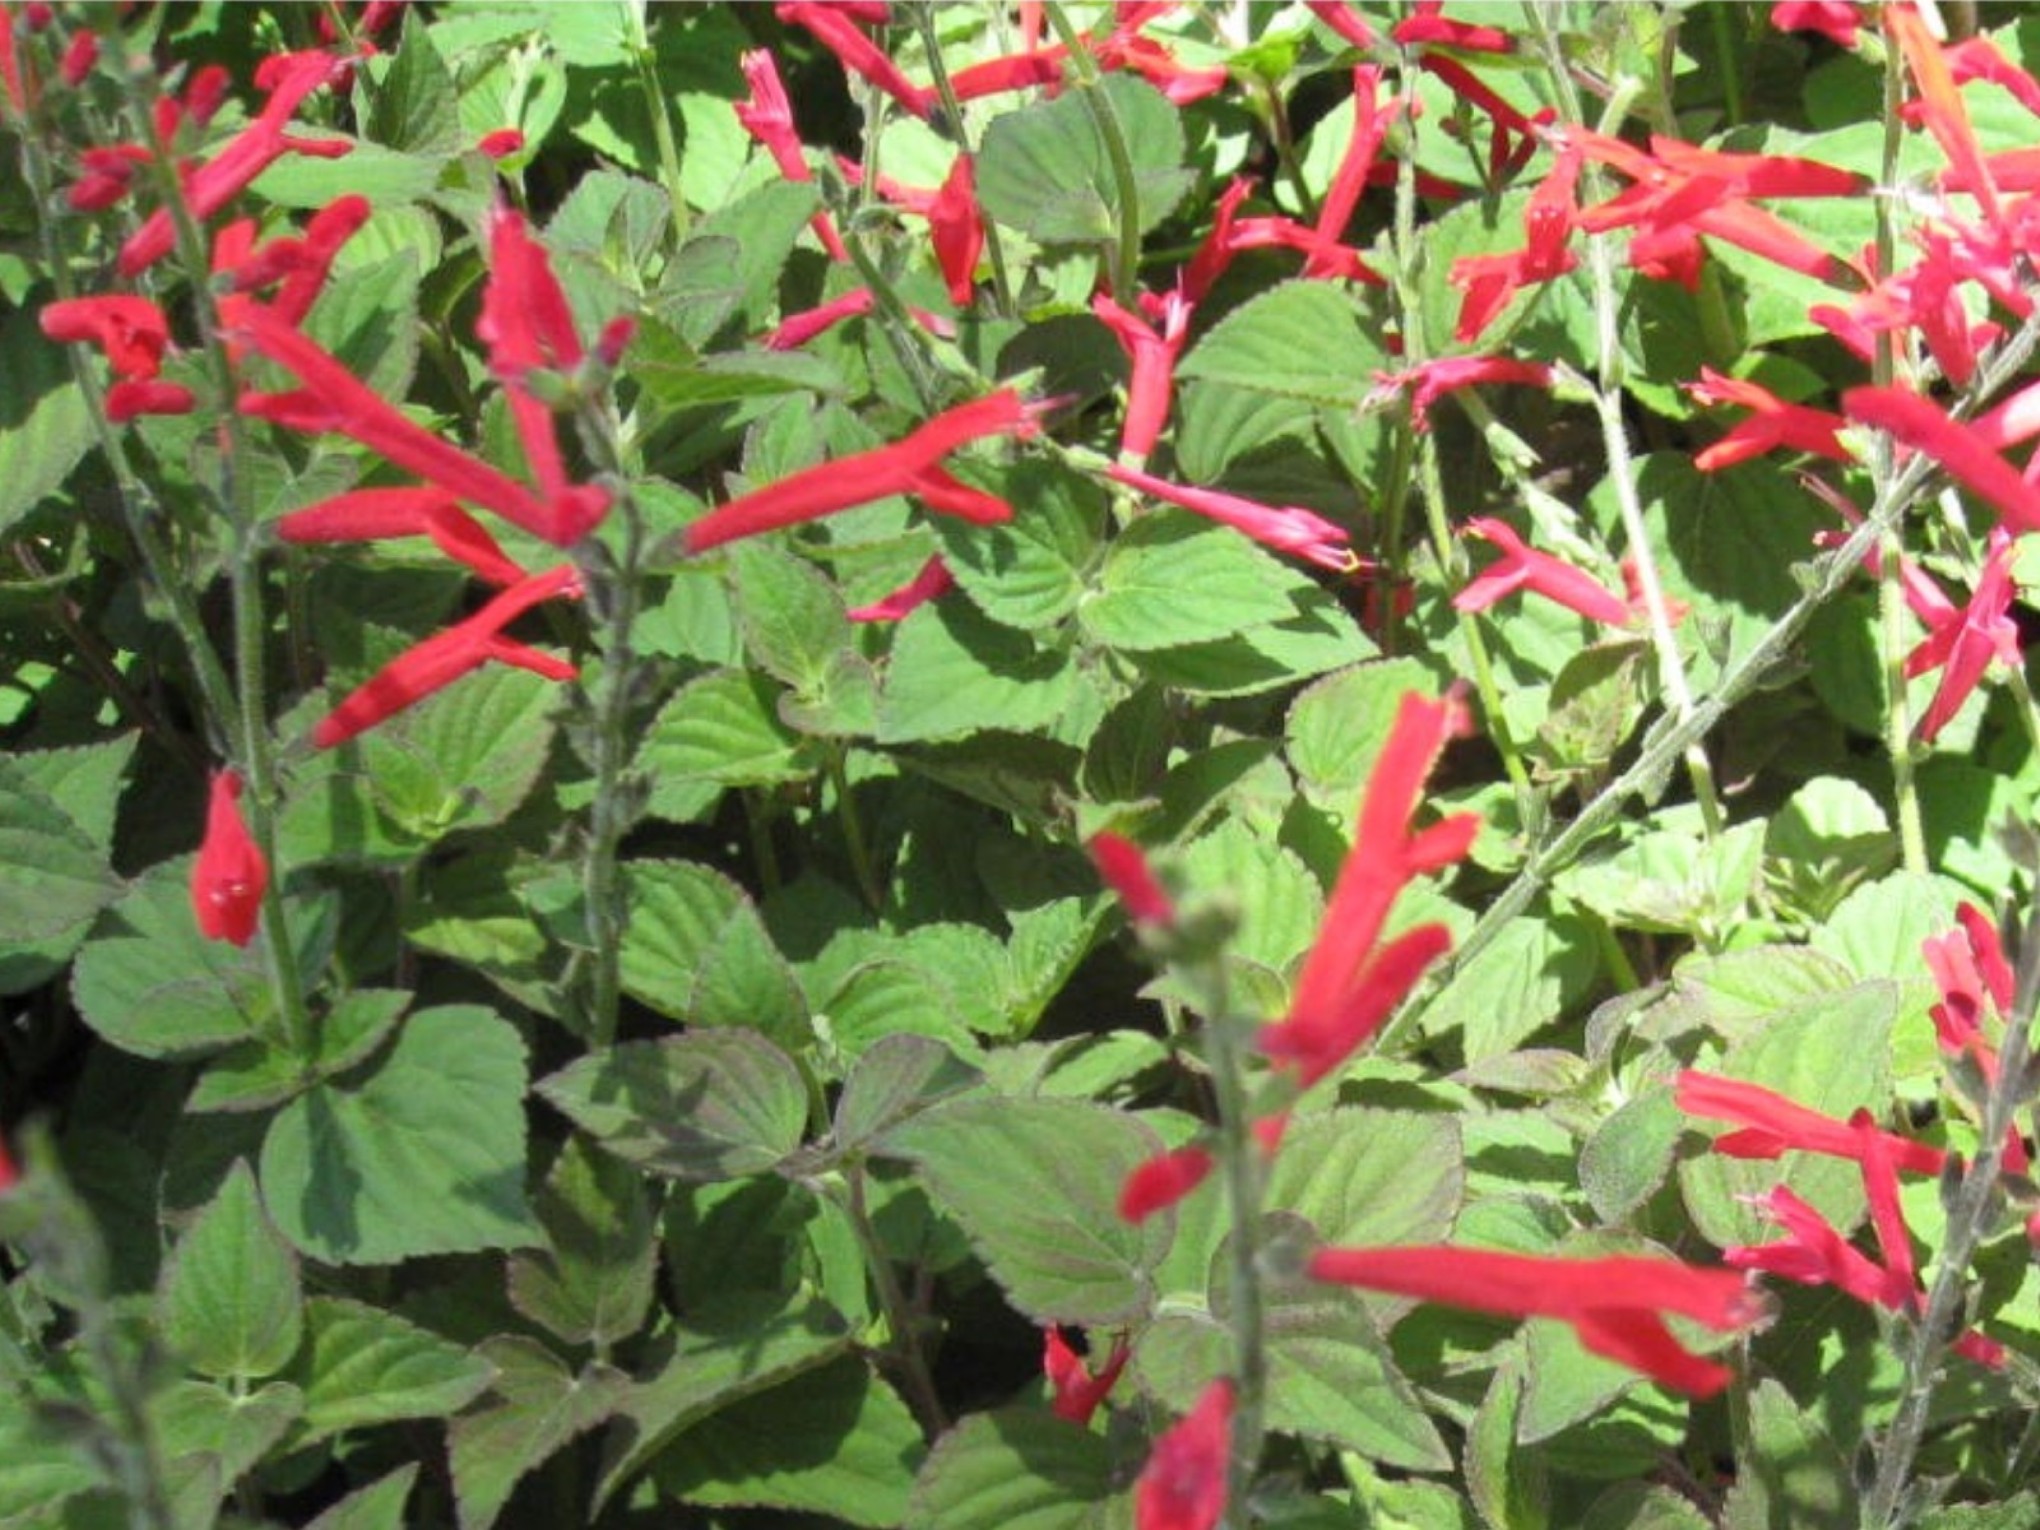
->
(1044, 1328), (1129, 1425)
(1134, 1380), (1233, 1530)
(929, 155), (985, 307)
(684, 391), (1032, 553)
(1087, 831), (1175, 927)
(192, 770), (268, 946)
(847, 554), (955, 622)
(1106, 464), (1354, 571)
(1454, 518), (1632, 627)
(1844, 385), (2040, 534)
(106, 379), (197, 421)
(1119, 1145), (1214, 1222)
(41, 295), (172, 380)
(1308, 1245), (1759, 1396)
(311, 565), (581, 747)
(775, 2), (933, 119)
(1674, 1070), (1948, 1178)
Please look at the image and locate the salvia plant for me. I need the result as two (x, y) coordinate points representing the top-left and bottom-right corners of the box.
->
(7, 1), (2040, 1527)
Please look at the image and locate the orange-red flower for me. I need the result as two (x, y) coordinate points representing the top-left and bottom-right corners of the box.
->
(1044, 1328), (1129, 1424)
(735, 49), (848, 261)
(1454, 518), (1633, 627)
(192, 770), (267, 946)
(1134, 1380), (1233, 1530)
(1087, 832), (1175, 928)
(1259, 691), (1477, 1085)
(1845, 385), (2040, 535)
(684, 391), (1036, 553)
(1905, 528), (2022, 742)
(311, 565), (581, 748)
(1310, 1246), (1763, 1396)
(1119, 1144), (1214, 1222)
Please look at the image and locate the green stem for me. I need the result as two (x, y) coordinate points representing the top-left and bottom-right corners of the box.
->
(913, 1), (1015, 318)
(126, 45), (315, 1058)
(629, 10), (690, 245)
(1193, 964), (1267, 1528)
(1862, 897), (2040, 1529)
(829, 749), (884, 911)
(1041, 2), (1143, 298)
(845, 1164), (950, 1438)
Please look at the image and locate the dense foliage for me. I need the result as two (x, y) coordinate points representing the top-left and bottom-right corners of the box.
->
(5, 2), (2040, 1527)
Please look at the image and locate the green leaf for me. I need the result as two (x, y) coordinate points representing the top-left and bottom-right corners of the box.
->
(730, 541), (854, 692)
(1534, 640), (1654, 776)
(1581, 1483), (1711, 1530)
(448, 1338), (629, 1530)
(1557, 821), (1766, 945)
(637, 669), (810, 822)
(0, 302), (94, 539)
(1286, 659), (1436, 811)
(649, 1355), (925, 1526)
(304, 1466), (419, 1530)
(596, 1296), (852, 1509)
(834, 1034), (986, 1154)
(1579, 1089), (1682, 1226)
(9, 733), (136, 848)
(359, 663), (560, 838)
(368, 14), (463, 159)
(253, 139), (447, 209)
(158, 1161), (303, 1381)
(880, 1097), (1168, 1325)
(507, 1137), (659, 1348)
(189, 989), (410, 1115)
(824, 960), (985, 1061)
(1079, 511), (1301, 651)
(1677, 981), (1901, 1247)
(618, 860), (809, 1041)
(904, 1407), (1117, 1530)
(934, 460), (1104, 629)
(1266, 1110), (1464, 1252)
(1134, 587), (1371, 696)
(71, 859), (274, 1060)
(1177, 280), (1383, 408)
(1423, 915), (1598, 1061)
(260, 1006), (538, 1265)
(877, 601), (1076, 744)
(536, 1031), (807, 1182)
(1720, 1378), (1853, 1530)
(1468, 1362), (1549, 1530)
(1765, 776), (1897, 923)
(151, 1378), (304, 1491)
(0, 761), (119, 955)
(281, 1297), (495, 1448)
(1179, 818), (1323, 974)
(976, 74), (1192, 245)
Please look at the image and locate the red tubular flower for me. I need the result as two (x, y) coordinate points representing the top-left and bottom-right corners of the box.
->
(847, 554), (955, 622)
(735, 49), (848, 261)
(119, 50), (353, 277)
(192, 770), (267, 946)
(58, 28), (96, 87)
(1092, 26), (1227, 106)
(106, 379), (197, 420)
(1105, 464), (1355, 572)
(276, 488), (530, 588)
(1182, 177), (1252, 303)
(775, 2), (932, 119)
(1135, 1380), (1234, 1530)
(1844, 385), (2040, 534)
(927, 154), (984, 306)
(946, 46), (1067, 101)
(1094, 289), (1190, 461)
(40, 295), (171, 381)
(1943, 36), (2040, 122)
(1771, 2), (1861, 47)
(1905, 527), (2022, 742)
(1376, 356), (1553, 433)
(1687, 368), (1850, 471)
(236, 306), (605, 547)
(1923, 906), (2029, 1175)
(0, 1135), (15, 1194)
(1306, 1), (1378, 50)
(474, 204), (611, 543)
(1119, 1144), (1214, 1223)
(1888, 3), (1999, 229)
(1451, 142), (1580, 341)
(685, 391), (1034, 553)
(478, 127), (525, 159)
(1454, 518), (1633, 628)
(1087, 831), (1175, 928)
(1673, 1071), (1948, 1177)
(1310, 66), (1394, 279)
(215, 193), (372, 335)
(312, 564), (581, 748)
(1260, 692), (1478, 1085)
(1309, 1246), (1762, 1397)
(1724, 1186), (2005, 1368)
(1393, 5), (1513, 53)
(1044, 1328), (1130, 1424)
